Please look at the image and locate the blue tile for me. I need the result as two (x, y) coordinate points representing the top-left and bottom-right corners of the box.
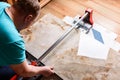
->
(92, 29), (104, 44)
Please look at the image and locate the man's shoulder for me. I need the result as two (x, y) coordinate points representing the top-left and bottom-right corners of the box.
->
(0, 20), (22, 45)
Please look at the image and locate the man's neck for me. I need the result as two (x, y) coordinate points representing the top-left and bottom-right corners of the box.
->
(5, 6), (22, 31)
(5, 7), (14, 21)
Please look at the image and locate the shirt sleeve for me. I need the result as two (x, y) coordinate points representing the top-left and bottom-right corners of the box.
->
(0, 40), (26, 65)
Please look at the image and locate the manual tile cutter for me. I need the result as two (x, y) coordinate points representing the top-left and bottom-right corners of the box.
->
(10, 8), (94, 80)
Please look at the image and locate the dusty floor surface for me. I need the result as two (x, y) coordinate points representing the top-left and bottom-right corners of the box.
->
(21, 14), (120, 80)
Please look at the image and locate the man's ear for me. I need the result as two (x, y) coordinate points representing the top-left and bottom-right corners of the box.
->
(25, 15), (34, 23)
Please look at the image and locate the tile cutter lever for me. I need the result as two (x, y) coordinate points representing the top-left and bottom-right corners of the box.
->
(37, 8), (94, 62)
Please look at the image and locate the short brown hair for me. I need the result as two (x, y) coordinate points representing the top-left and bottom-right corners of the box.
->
(13, 0), (40, 16)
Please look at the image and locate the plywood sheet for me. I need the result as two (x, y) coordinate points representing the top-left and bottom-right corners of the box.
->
(21, 14), (120, 80)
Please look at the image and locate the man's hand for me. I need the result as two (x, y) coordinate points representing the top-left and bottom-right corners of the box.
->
(39, 66), (54, 77)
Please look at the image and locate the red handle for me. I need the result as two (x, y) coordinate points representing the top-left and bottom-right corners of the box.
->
(10, 75), (18, 80)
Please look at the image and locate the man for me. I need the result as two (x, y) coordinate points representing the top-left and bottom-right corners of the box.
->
(0, 0), (54, 79)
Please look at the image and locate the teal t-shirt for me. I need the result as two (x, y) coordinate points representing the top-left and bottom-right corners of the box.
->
(0, 2), (26, 66)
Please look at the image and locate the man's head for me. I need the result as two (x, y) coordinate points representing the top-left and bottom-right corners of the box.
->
(11, 0), (40, 31)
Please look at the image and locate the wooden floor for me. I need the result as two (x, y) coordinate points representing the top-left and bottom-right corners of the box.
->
(40, 0), (120, 42)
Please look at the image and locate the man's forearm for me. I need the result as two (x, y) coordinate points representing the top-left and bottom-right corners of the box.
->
(10, 60), (42, 77)
(18, 65), (43, 77)
(10, 59), (54, 77)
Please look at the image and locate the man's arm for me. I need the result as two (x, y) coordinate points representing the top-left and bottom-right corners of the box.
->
(10, 59), (54, 77)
